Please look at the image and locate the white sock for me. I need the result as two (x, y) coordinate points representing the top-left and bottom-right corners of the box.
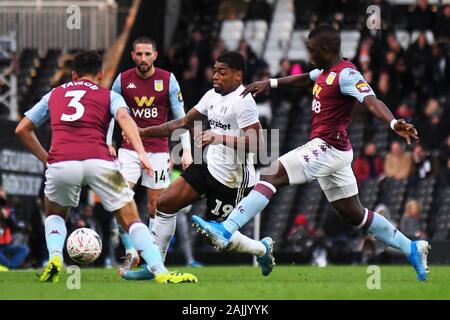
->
(148, 217), (155, 233)
(153, 210), (177, 262)
(227, 231), (266, 257)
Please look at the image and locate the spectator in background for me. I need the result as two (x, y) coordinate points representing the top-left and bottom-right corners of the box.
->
(411, 144), (433, 180)
(218, 0), (247, 20)
(434, 5), (450, 42)
(416, 98), (444, 151)
(400, 199), (427, 240)
(384, 140), (413, 180)
(352, 142), (384, 184)
(430, 43), (450, 97)
(395, 100), (415, 123)
(375, 71), (397, 113)
(407, 32), (432, 92)
(0, 187), (29, 271)
(244, 0), (271, 23)
(179, 53), (202, 109)
(409, 0), (435, 31)
(272, 58), (299, 105)
(383, 33), (408, 93)
(238, 39), (259, 83)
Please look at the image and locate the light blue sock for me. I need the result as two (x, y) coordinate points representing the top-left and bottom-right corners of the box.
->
(128, 222), (167, 274)
(223, 182), (276, 234)
(364, 209), (412, 256)
(44, 215), (67, 260)
(116, 219), (136, 253)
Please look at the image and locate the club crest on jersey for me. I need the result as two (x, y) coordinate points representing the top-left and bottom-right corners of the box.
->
(355, 80), (371, 93)
(127, 82), (136, 89)
(177, 91), (183, 102)
(154, 80), (163, 92)
(325, 72), (336, 85)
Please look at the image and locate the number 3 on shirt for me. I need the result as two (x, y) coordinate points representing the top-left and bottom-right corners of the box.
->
(312, 98), (321, 113)
(61, 90), (86, 121)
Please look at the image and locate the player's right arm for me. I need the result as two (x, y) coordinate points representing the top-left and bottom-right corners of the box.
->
(111, 92), (153, 176)
(241, 70), (320, 97)
(15, 92), (51, 165)
(140, 107), (206, 138)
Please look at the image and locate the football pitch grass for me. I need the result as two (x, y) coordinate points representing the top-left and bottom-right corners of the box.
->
(1, 265), (450, 300)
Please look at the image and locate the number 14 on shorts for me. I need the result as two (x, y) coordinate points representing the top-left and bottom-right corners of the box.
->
(154, 169), (169, 184)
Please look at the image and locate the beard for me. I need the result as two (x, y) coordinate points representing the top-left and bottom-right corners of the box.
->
(138, 64), (151, 73)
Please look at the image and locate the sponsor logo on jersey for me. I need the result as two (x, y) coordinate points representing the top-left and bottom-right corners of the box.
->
(154, 80), (163, 92)
(355, 80), (371, 93)
(134, 96), (155, 107)
(127, 82), (136, 89)
(209, 118), (231, 130)
(325, 72), (336, 85)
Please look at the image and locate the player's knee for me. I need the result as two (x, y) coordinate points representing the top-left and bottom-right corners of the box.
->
(260, 174), (282, 188)
(155, 196), (177, 215)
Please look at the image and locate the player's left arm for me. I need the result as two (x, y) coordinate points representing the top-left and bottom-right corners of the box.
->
(15, 92), (51, 165)
(169, 73), (192, 169)
(195, 98), (264, 153)
(363, 96), (418, 144)
(339, 68), (418, 144)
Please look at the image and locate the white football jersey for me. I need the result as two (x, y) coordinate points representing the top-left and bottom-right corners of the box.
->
(195, 85), (259, 189)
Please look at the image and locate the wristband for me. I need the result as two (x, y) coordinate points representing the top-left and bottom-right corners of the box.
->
(269, 78), (278, 88)
(390, 119), (398, 131)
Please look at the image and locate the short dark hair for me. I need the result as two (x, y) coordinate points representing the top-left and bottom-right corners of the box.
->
(132, 37), (157, 51)
(308, 24), (341, 53)
(73, 50), (102, 77)
(217, 51), (246, 75)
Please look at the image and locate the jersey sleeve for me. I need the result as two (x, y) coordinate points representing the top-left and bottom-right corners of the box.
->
(168, 73), (185, 118)
(236, 96), (260, 129)
(106, 118), (115, 145)
(24, 91), (52, 127)
(110, 91), (129, 118)
(111, 74), (121, 94)
(168, 73), (191, 150)
(309, 69), (323, 81)
(339, 68), (375, 102)
(194, 89), (213, 116)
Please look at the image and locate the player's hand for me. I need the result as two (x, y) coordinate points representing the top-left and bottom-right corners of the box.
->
(393, 119), (419, 145)
(194, 130), (223, 147)
(241, 80), (271, 98)
(181, 149), (193, 170)
(138, 152), (154, 176)
(107, 145), (117, 157)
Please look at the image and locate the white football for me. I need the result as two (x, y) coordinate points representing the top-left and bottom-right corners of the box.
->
(66, 228), (102, 264)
